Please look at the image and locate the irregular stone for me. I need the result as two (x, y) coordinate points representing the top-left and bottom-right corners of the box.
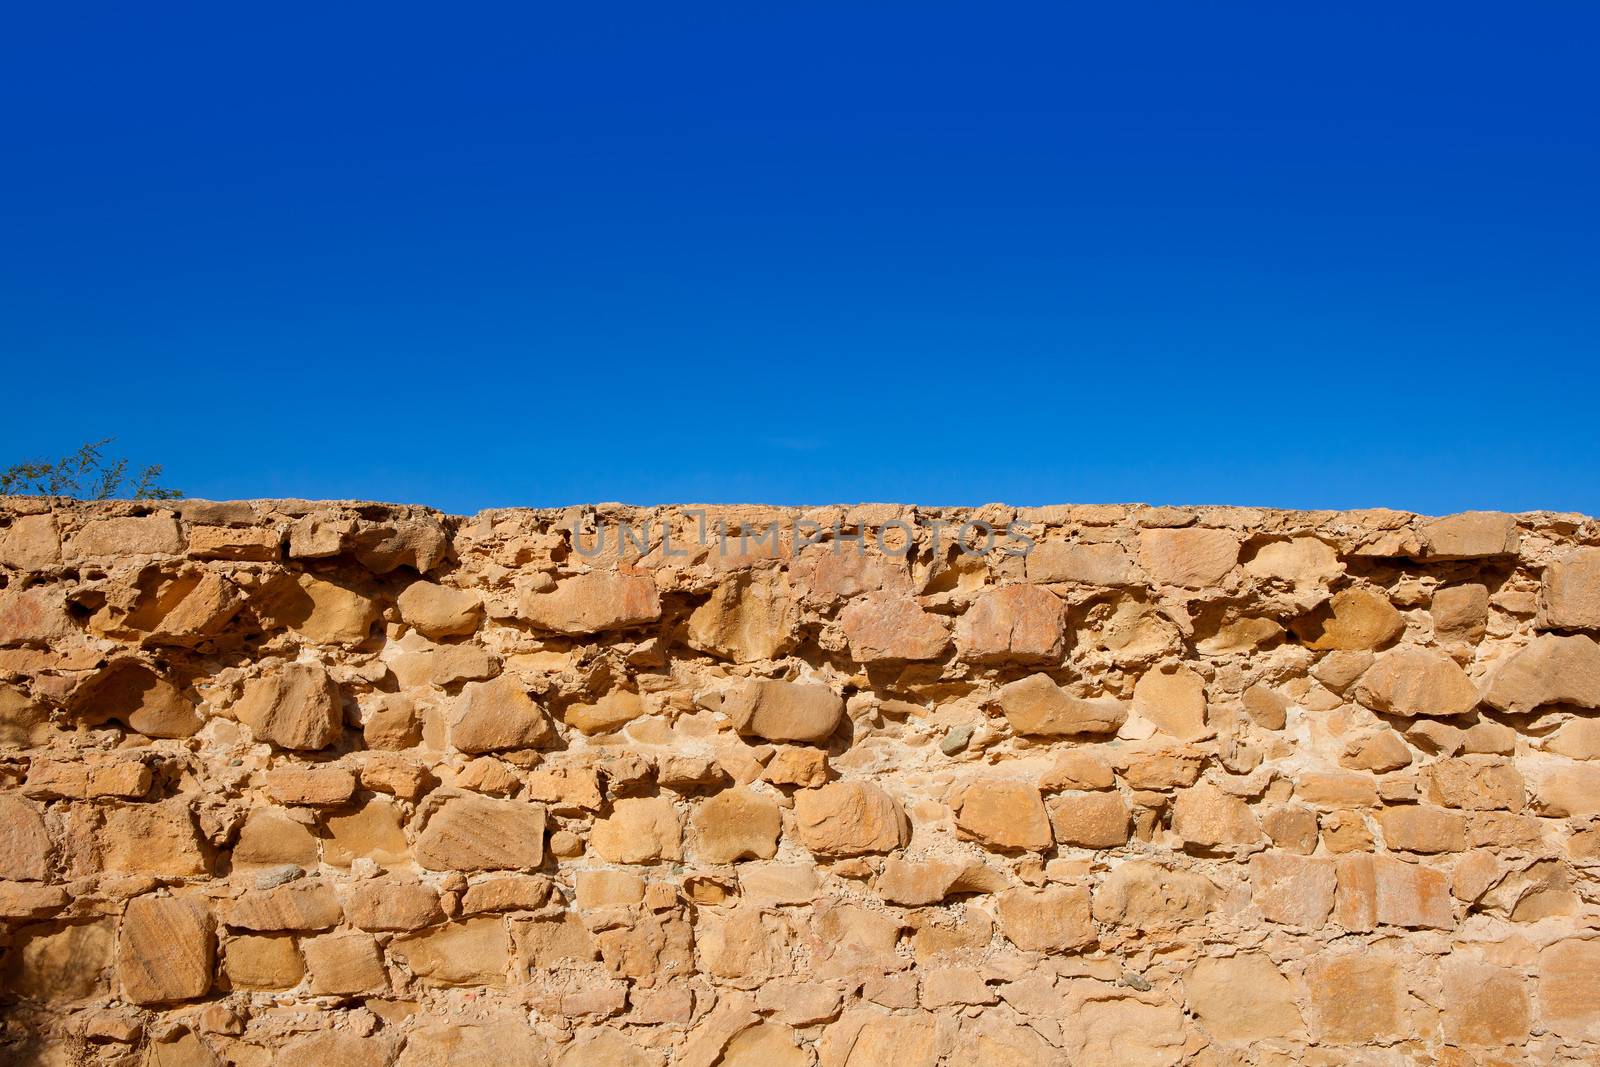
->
(1442, 958), (1531, 1047)
(1132, 664), (1210, 741)
(1418, 511), (1519, 559)
(954, 584), (1066, 662)
(1250, 853), (1335, 929)
(3, 920), (115, 1002)
(693, 787), (782, 864)
(223, 934), (304, 991)
(415, 795), (545, 871)
(346, 879), (445, 930)
(1291, 587), (1404, 651)
(1354, 645), (1480, 718)
(521, 571), (661, 634)
(0, 795), (53, 880)
(563, 689), (646, 734)
(591, 796), (683, 864)
(233, 662), (343, 750)
(256, 573), (380, 645)
(1433, 583), (1489, 643)
(1026, 540), (1141, 585)
(232, 807), (319, 869)
(1047, 792), (1130, 849)
(1538, 939), (1600, 1041)
(99, 798), (209, 876)
(996, 884), (1094, 952)
(0, 584), (75, 647)
(1483, 633), (1600, 712)
(264, 764), (357, 806)
(1138, 527), (1242, 588)
(395, 1018), (550, 1067)
(795, 781), (909, 856)
(994, 673), (1126, 737)
(1422, 756), (1524, 811)
(397, 581), (483, 638)
(1524, 760), (1600, 816)
(722, 678), (844, 743)
(68, 513), (183, 557)
(302, 931), (389, 993)
(1171, 781), (1263, 848)
(688, 568), (799, 662)
(1307, 954), (1405, 1043)
(322, 797), (410, 867)
(70, 660), (202, 738)
(1241, 683), (1289, 729)
(1092, 862), (1216, 929)
(953, 779), (1051, 852)
(117, 895), (214, 1004)
(1186, 954), (1303, 1042)
(1542, 546), (1600, 630)
(221, 881), (343, 931)
(0, 513), (60, 568)
(1378, 804), (1467, 853)
(840, 593), (950, 662)
(1245, 537), (1343, 584)
(451, 675), (554, 752)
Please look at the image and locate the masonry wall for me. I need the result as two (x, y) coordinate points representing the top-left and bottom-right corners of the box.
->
(1, 498), (1598, 1066)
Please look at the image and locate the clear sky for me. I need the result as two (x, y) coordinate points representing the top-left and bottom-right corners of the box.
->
(3, 4), (1596, 515)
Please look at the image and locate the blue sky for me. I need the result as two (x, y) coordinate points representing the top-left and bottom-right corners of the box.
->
(2, 4), (1596, 514)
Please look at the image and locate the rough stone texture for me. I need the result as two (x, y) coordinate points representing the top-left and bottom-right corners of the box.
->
(1, 499), (1598, 1064)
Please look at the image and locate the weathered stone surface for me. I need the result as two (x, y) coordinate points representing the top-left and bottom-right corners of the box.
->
(953, 779), (1051, 852)
(452, 676), (555, 751)
(1418, 511), (1519, 559)
(693, 787), (782, 864)
(521, 571), (661, 634)
(994, 673), (1126, 736)
(5, 499), (1599, 1061)
(840, 593), (950, 662)
(398, 580), (483, 637)
(591, 796), (683, 864)
(415, 795), (545, 871)
(1291, 586), (1404, 651)
(954, 584), (1066, 661)
(722, 678), (844, 742)
(1187, 954), (1303, 1042)
(117, 895), (214, 1004)
(795, 781), (908, 856)
(1484, 633), (1600, 712)
(233, 662), (343, 750)
(1354, 645), (1480, 718)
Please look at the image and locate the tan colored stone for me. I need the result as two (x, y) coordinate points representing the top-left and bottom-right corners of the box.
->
(818, 1009), (940, 1067)
(1291, 586), (1404, 651)
(451, 675), (555, 752)
(1187, 954), (1303, 1042)
(346, 878), (444, 930)
(1171, 781), (1263, 848)
(1250, 853), (1335, 929)
(1295, 771), (1379, 808)
(0, 794), (53, 880)
(264, 763), (356, 806)
(415, 794), (545, 871)
(223, 934), (303, 991)
(1048, 792), (1130, 848)
(0, 513), (60, 568)
(1525, 760), (1600, 816)
(222, 880), (342, 931)
(1341, 728), (1413, 772)
(1419, 511), (1519, 559)
(280, 1032), (399, 1067)
(953, 779), (1051, 852)
(1261, 804), (1319, 854)
(398, 581), (483, 637)
(954, 584), (1066, 662)
(556, 1029), (663, 1067)
(722, 678), (844, 743)
(362, 692), (420, 750)
(322, 797), (410, 867)
(1354, 645), (1480, 718)
(232, 807), (319, 869)
(996, 884), (1093, 952)
(763, 745), (829, 787)
(1538, 939), (1600, 1041)
(3, 920), (115, 1002)
(117, 895), (213, 1005)
(1132, 664), (1210, 741)
(1441, 958), (1531, 1047)
(68, 513), (182, 557)
(693, 787), (782, 864)
(391, 918), (509, 987)
(1378, 804), (1467, 853)
(1138, 526), (1241, 588)
(1484, 633), (1600, 712)
(286, 933), (380, 997)
(840, 593), (949, 662)
(1307, 954), (1405, 1043)
(563, 689), (646, 734)
(688, 568), (799, 662)
(591, 796), (683, 864)
(1422, 755), (1524, 810)
(1433, 582), (1489, 643)
(521, 571), (661, 634)
(795, 781), (909, 857)
(994, 673), (1126, 737)
(1241, 683), (1289, 729)
(260, 573), (380, 644)
(1092, 861), (1216, 929)
(0, 584), (75, 647)
(1542, 546), (1600, 629)
(99, 798), (208, 876)
(396, 1018), (549, 1067)
(233, 662), (342, 750)
(1025, 541), (1140, 585)
(1039, 749), (1115, 791)
(1245, 537), (1343, 584)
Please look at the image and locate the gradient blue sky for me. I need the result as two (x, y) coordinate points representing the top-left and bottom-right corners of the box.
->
(3, 4), (1596, 514)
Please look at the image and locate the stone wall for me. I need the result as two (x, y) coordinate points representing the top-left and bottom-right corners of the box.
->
(1, 498), (1598, 1066)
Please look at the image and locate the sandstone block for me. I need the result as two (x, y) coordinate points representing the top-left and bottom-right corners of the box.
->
(1092, 862), (1216, 929)
(451, 676), (555, 752)
(1048, 792), (1131, 848)
(1538, 939), (1600, 1041)
(233, 662), (342, 750)
(953, 778), (1051, 852)
(687, 568), (799, 662)
(840, 593), (950, 662)
(1542, 546), (1600, 629)
(1354, 645), (1480, 718)
(1025, 541), (1140, 585)
(1483, 633), (1600, 712)
(222, 880), (343, 931)
(117, 895), (214, 1004)
(996, 884), (1094, 952)
(415, 795), (545, 871)
(1186, 953), (1303, 1042)
(1378, 804), (1467, 853)
(1291, 586), (1404, 651)
(994, 673), (1126, 737)
(1250, 852), (1335, 929)
(1171, 781), (1263, 848)
(1138, 527), (1241, 588)
(1131, 664), (1210, 741)
(693, 787), (782, 864)
(223, 934), (303, 991)
(954, 584), (1066, 661)
(303, 931), (388, 994)
(1307, 954), (1406, 1043)
(795, 781), (909, 856)
(345, 878), (445, 930)
(0, 795), (53, 880)
(1442, 958), (1531, 1047)
(591, 796), (683, 864)
(721, 678), (844, 743)
(521, 572), (661, 634)
(68, 514), (183, 557)
(1418, 511), (1519, 559)
(397, 581), (483, 637)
